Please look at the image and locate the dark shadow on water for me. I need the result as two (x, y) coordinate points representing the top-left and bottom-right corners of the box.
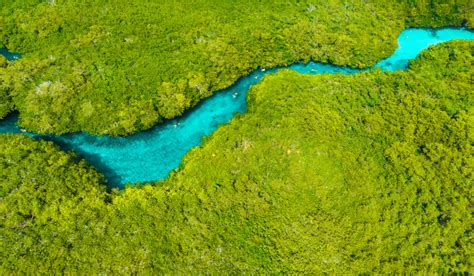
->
(39, 135), (122, 190)
(1, 112), (121, 189)
(0, 47), (21, 61)
(0, 112), (21, 132)
(1, 27), (473, 189)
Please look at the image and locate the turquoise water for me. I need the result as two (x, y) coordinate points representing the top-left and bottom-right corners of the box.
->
(0, 47), (20, 60)
(1, 28), (473, 187)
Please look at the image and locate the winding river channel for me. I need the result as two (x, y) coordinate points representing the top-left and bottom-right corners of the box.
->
(1, 27), (473, 187)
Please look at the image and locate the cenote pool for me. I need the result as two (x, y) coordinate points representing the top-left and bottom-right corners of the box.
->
(1, 27), (473, 187)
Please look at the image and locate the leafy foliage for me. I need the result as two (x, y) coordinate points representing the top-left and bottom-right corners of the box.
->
(1, 41), (472, 273)
(0, 55), (12, 118)
(0, 0), (472, 135)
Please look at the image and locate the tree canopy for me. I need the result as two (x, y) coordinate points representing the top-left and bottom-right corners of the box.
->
(0, 0), (472, 135)
(1, 40), (472, 273)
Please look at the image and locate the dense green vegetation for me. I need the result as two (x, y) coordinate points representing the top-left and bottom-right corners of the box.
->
(1, 0), (472, 135)
(1, 41), (472, 273)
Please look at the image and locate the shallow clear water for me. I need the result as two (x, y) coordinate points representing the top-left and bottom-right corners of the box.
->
(1, 28), (473, 187)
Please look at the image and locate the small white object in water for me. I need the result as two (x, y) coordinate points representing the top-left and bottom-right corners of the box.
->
(232, 92), (238, 98)
(20, 129), (26, 133)
(261, 68), (266, 72)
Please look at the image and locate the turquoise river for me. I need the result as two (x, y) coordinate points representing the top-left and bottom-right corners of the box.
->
(1, 27), (473, 188)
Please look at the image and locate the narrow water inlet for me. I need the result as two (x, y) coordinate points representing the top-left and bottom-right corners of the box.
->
(0, 47), (20, 60)
(1, 27), (473, 187)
